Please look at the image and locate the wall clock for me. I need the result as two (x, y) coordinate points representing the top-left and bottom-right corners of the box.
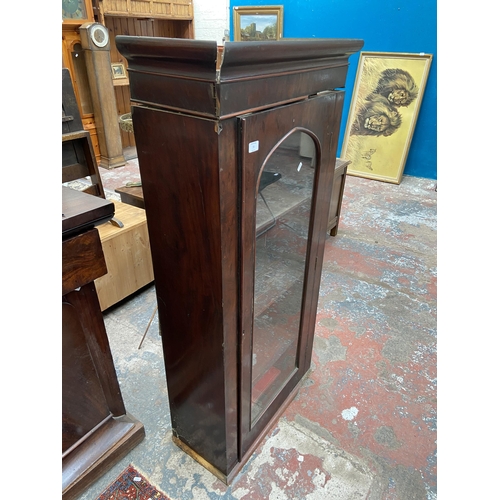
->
(89, 24), (110, 48)
(62, 0), (87, 19)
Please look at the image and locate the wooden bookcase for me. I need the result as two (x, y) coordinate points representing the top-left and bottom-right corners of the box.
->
(117, 36), (363, 483)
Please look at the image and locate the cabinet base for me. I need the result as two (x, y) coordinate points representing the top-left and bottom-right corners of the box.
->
(62, 413), (145, 500)
(172, 382), (301, 484)
(172, 435), (229, 484)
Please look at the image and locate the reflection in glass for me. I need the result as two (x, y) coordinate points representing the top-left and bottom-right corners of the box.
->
(251, 131), (316, 423)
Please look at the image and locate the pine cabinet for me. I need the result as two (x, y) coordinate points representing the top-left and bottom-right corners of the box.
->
(116, 36), (363, 483)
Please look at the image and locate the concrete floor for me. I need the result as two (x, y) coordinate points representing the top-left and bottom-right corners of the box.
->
(74, 152), (437, 500)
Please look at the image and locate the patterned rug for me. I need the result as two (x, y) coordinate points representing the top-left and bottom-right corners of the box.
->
(96, 465), (171, 500)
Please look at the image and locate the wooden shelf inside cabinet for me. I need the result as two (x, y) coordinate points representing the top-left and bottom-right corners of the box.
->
(116, 36), (363, 484)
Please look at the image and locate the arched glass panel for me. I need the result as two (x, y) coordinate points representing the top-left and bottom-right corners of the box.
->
(251, 131), (317, 422)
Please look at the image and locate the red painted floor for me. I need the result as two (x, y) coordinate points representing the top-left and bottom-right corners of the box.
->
(79, 152), (436, 500)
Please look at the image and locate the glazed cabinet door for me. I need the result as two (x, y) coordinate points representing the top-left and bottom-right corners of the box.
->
(239, 91), (345, 456)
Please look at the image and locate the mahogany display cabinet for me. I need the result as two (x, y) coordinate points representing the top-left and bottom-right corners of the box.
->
(116, 36), (363, 483)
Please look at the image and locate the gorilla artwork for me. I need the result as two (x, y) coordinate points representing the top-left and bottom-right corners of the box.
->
(350, 67), (419, 137)
(351, 95), (402, 137)
(372, 68), (419, 107)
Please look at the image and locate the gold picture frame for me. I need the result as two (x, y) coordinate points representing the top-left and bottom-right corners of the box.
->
(233, 6), (284, 41)
(341, 52), (433, 184)
(111, 62), (127, 80)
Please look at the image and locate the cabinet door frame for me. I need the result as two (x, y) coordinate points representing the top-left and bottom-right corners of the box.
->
(238, 91), (344, 456)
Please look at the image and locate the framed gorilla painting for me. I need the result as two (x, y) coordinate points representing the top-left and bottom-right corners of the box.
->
(341, 52), (433, 184)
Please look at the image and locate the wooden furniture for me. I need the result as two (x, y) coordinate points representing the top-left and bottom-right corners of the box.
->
(62, 128), (106, 198)
(94, 200), (154, 310)
(62, 0), (102, 162)
(62, 187), (145, 500)
(327, 158), (351, 236)
(99, 0), (193, 19)
(117, 36), (363, 483)
(115, 185), (145, 209)
(63, 67), (122, 226)
(63, 0), (195, 159)
(62, 68), (106, 198)
(94, 0), (195, 151)
(63, 68), (154, 310)
(79, 22), (126, 169)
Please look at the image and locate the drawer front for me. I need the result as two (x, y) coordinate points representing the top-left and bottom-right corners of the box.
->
(62, 228), (107, 295)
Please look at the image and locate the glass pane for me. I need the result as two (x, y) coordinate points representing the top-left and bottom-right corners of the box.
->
(251, 131), (316, 423)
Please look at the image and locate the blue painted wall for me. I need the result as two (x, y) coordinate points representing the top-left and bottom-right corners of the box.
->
(229, 0), (437, 180)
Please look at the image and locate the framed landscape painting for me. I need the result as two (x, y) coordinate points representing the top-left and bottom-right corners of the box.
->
(341, 52), (433, 184)
(233, 6), (284, 41)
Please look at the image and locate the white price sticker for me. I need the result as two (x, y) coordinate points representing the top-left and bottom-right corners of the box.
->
(249, 140), (259, 153)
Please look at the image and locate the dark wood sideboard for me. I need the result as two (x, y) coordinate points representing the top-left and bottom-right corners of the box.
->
(62, 186), (145, 499)
(116, 37), (363, 484)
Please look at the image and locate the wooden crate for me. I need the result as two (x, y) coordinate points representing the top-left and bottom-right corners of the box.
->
(101, 0), (193, 19)
(95, 200), (154, 311)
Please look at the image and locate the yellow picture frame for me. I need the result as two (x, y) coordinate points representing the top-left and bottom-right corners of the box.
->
(233, 6), (284, 41)
(341, 52), (433, 184)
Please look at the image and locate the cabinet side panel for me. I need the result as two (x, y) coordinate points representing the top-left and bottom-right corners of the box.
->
(62, 299), (110, 453)
(132, 106), (230, 474)
(217, 118), (240, 471)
